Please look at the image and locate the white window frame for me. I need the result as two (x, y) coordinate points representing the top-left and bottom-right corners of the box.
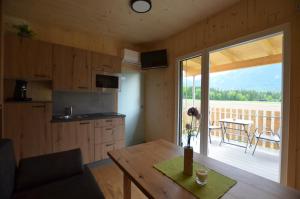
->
(175, 23), (290, 185)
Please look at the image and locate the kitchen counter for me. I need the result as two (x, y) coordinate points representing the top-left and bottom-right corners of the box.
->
(51, 112), (126, 123)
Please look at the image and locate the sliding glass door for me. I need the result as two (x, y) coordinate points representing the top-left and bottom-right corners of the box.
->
(207, 33), (283, 182)
(177, 29), (288, 183)
(178, 56), (202, 152)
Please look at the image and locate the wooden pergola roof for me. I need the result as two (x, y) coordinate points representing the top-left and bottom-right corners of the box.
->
(182, 34), (283, 76)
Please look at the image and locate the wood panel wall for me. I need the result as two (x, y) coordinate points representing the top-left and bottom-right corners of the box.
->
(3, 15), (140, 57)
(140, 0), (300, 189)
(0, 0), (3, 137)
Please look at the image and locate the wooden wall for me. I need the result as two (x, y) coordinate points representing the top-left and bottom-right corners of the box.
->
(140, 0), (300, 189)
(3, 15), (139, 57)
(0, 0), (3, 137)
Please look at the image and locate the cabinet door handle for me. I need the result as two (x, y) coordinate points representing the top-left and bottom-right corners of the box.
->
(105, 119), (112, 122)
(32, 105), (46, 108)
(105, 128), (112, 131)
(34, 74), (48, 78)
(79, 122), (90, 125)
(78, 86), (88, 89)
(102, 64), (111, 68)
(106, 144), (113, 147)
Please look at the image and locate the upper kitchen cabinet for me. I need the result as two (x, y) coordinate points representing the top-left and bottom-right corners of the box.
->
(53, 45), (92, 91)
(4, 34), (53, 80)
(91, 52), (121, 73)
(73, 48), (91, 90)
(52, 44), (74, 90)
(112, 56), (122, 73)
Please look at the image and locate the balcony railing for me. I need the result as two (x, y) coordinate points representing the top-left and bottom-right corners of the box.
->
(182, 100), (281, 150)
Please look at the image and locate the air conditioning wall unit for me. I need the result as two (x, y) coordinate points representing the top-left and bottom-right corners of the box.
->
(122, 49), (141, 66)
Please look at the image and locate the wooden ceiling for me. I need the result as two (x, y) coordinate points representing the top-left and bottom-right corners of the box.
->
(3, 0), (240, 44)
(182, 34), (283, 76)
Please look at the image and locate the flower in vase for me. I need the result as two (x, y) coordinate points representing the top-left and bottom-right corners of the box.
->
(187, 107), (199, 117)
(186, 123), (192, 130)
(185, 107), (200, 147)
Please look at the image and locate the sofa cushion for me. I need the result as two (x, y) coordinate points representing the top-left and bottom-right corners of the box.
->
(0, 139), (16, 199)
(16, 149), (84, 192)
(13, 167), (105, 199)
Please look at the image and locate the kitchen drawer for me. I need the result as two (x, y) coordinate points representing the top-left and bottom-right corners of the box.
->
(102, 142), (114, 159)
(115, 140), (125, 150)
(114, 117), (124, 126)
(114, 126), (125, 141)
(95, 118), (115, 128)
(102, 127), (114, 143)
(94, 118), (125, 128)
(102, 118), (114, 127)
(95, 127), (114, 144)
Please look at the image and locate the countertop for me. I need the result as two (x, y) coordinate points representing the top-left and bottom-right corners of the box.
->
(51, 112), (126, 123)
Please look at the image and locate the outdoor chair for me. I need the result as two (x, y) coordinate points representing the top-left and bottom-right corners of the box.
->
(195, 118), (221, 144)
(251, 127), (281, 155)
(208, 121), (221, 144)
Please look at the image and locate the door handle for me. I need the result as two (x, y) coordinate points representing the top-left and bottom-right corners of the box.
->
(34, 74), (48, 78)
(79, 122), (90, 125)
(32, 105), (46, 108)
(78, 86), (88, 89)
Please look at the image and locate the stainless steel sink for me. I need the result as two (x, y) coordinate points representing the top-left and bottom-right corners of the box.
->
(75, 114), (89, 119)
(57, 115), (72, 119)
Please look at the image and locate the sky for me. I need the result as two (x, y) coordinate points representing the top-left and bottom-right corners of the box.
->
(183, 63), (282, 92)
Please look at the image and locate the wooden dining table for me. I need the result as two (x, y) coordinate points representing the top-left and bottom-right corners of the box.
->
(108, 139), (300, 199)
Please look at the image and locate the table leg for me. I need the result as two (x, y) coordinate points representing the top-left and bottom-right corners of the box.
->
(219, 122), (225, 146)
(123, 172), (131, 199)
(244, 125), (251, 153)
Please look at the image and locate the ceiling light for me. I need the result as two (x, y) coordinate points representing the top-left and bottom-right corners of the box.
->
(130, 0), (152, 13)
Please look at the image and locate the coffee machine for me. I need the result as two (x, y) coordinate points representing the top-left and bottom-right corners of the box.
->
(13, 80), (32, 101)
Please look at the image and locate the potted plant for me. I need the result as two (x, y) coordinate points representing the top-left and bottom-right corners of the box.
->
(13, 24), (35, 38)
(183, 107), (200, 176)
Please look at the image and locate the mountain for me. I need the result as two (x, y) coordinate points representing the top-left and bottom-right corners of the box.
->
(184, 63), (282, 92)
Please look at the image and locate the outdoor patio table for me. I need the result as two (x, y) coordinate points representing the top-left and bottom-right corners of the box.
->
(219, 118), (253, 152)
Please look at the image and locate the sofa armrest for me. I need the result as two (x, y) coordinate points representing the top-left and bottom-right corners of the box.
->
(16, 149), (84, 192)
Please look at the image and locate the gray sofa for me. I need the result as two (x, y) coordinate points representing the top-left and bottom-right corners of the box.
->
(0, 139), (105, 199)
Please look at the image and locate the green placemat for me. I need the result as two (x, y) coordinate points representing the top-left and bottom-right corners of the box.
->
(154, 156), (237, 199)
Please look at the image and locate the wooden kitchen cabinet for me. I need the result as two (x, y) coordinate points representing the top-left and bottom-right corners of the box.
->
(4, 34), (53, 80)
(101, 143), (114, 159)
(91, 52), (121, 73)
(52, 120), (95, 164)
(76, 121), (94, 164)
(4, 34), (25, 79)
(94, 117), (125, 161)
(91, 52), (112, 72)
(4, 102), (52, 162)
(53, 45), (92, 91)
(52, 121), (78, 153)
(112, 56), (122, 73)
(73, 48), (91, 90)
(53, 44), (74, 90)
(31, 40), (53, 80)
(4, 34), (120, 91)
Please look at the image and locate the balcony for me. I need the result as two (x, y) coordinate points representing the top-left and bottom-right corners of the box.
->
(181, 100), (281, 182)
